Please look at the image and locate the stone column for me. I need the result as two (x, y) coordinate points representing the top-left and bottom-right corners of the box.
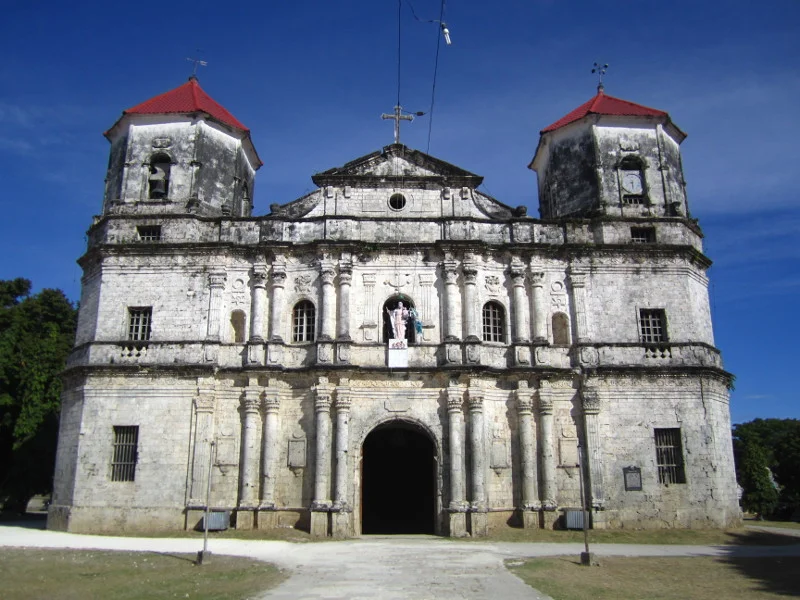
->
(568, 268), (590, 343)
(443, 258), (460, 341)
(189, 383), (215, 505)
(446, 386), (467, 537)
(530, 270), (547, 343)
(468, 386), (488, 537)
(249, 264), (268, 342)
(206, 272), (226, 340)
(462, 259), (479, 341)
(237, 384), (261, 529)
(336, 263), (352, 341)
(510, 263), (529, 343)
(319, 264), (336, 341)
(268, 259), (286, 342)
(516, 381), (540, 528)
(310, 379), (333, 536)
(538, 382), (557, 513)
(332, 384), (352, 537)
(581, 386), (605, 510)
(259, 388), (280, 516)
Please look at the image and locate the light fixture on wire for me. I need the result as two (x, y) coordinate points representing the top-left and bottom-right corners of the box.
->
(441, 22), (451, 45)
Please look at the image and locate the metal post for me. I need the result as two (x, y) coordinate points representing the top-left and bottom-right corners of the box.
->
(198, 440), (216, 565)
(577, 443), (595, 566)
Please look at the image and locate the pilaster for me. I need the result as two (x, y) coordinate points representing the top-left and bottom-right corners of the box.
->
(538, 381), (557, 511)
(311, 378), (333, 536)
(467, 384), (488, 537)
(516, 380), (540, 528)
(581, 385), (605, 510)
(446, 385), (468, 537)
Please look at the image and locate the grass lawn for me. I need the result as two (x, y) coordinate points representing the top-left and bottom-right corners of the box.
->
(469, 526), (800, 546)
(0, 548), (286, 600)
(746, 520), (800, 530)
(508, 555), (800, 600)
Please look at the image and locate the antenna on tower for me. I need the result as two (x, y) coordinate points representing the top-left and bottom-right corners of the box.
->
(186, 53), (208, 79)
(592, 62), (609, 93)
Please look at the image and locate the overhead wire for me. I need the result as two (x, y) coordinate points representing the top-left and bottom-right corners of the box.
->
(426, 0), (446, 154)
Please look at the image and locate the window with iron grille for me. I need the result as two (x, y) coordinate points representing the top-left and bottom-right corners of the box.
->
(654, 428), (686, 484)
(630, 226), (656, 243)
(639, 309), (667, 343)
(292, 300), (315, 342)
(111, 426), (139, 482)
(482, 301), (505, 343)
(127, 307), (152, 341)
(136, 225), (161, 242)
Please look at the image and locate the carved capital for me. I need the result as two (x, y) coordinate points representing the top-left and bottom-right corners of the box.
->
(510, 269), (526, 286)
(537, 388), (554, 415)
(315, 385), (333, 411)
(320, 267), (336, 285)
(567, 269), (587, 288)
(271, 268), (287, 287)
(581, 387), (601, 414)
(446, 387), (463, 412)
(240, 392), (261, 413)
(194, 393), (215, 413)
(468, 391), (484, 412)
(252, 265), (268, 288)
(529, 271), (545, 287)
(335, 391), (352, 412)
(208, 272), (227, 289)
(262, 391), (280, 413)
(463, 264), (478, 284)
(338, 270), (353, 286)
(515, 390), (534, 414)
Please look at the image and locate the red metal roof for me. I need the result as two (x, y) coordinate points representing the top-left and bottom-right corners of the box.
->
(123, 77), (249, 132)
(542, 89), (667, 133)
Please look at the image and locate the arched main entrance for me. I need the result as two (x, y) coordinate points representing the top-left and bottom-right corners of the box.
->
(361, 422), (436, 534)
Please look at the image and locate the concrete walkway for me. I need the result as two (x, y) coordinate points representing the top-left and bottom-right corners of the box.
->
(2, 523), (800, 599)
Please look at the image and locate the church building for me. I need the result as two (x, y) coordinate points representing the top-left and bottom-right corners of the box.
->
(48, 76), (741, 536)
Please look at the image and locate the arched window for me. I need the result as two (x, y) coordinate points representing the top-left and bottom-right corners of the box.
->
(292, 300), (316, 342)
(482, 301), (505, 343)
(148, 153), (171, 199)
(230, 310), (246, 343)
(552, 312), (570, 346)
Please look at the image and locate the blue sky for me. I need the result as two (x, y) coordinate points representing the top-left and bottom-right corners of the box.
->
(0, 0), (797, 424)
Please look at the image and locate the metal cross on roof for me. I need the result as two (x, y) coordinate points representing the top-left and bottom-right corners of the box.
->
(186, 56), (208, 78)
(381, 105), (425, 144)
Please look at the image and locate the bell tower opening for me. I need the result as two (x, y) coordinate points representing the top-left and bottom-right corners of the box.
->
(361, 422), (435, 534)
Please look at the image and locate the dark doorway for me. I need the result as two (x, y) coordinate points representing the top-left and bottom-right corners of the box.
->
(361, 422), (435, 534)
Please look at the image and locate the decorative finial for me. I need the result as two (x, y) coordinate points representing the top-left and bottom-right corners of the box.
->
(186, 54), (208, 80)
(381, 105), (425, 145)
(592, 62), (609, 93)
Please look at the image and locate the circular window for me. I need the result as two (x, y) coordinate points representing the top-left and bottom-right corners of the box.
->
(388, 193), (406, 211)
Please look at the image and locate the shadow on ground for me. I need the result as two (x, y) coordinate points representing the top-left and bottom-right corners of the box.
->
(720, 529), (800, 596)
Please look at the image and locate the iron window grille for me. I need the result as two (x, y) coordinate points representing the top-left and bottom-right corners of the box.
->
(292, 300), (316, 342)
(482, 302), (505, 343)
(127, 307), (152, 341)
(654, 428), (686, 484)
(622, 195), (645, 205)
(631, 227), (656, 243)
(136, 225), (161, 242)
(639, 309), (667, 344)
(111, 425), (139, 482)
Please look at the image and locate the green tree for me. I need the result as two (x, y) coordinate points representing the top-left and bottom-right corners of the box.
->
(736, 440), (778, 517)
(0, 279), (76, 512)
(733, 418), (800, 520)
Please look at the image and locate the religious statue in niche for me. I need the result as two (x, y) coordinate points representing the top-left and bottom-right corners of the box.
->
(382, 296), (417, 345)
(386, 302), (409, 339)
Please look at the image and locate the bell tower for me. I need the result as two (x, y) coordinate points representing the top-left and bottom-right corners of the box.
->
(530, 89), (688, 220)
(102, 76), (261, 217)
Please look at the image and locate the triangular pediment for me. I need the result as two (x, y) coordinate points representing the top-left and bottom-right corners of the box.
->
(312, 144), (483, 187)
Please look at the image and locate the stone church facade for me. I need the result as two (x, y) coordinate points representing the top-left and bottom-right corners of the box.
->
(48, 77), (741, 536)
